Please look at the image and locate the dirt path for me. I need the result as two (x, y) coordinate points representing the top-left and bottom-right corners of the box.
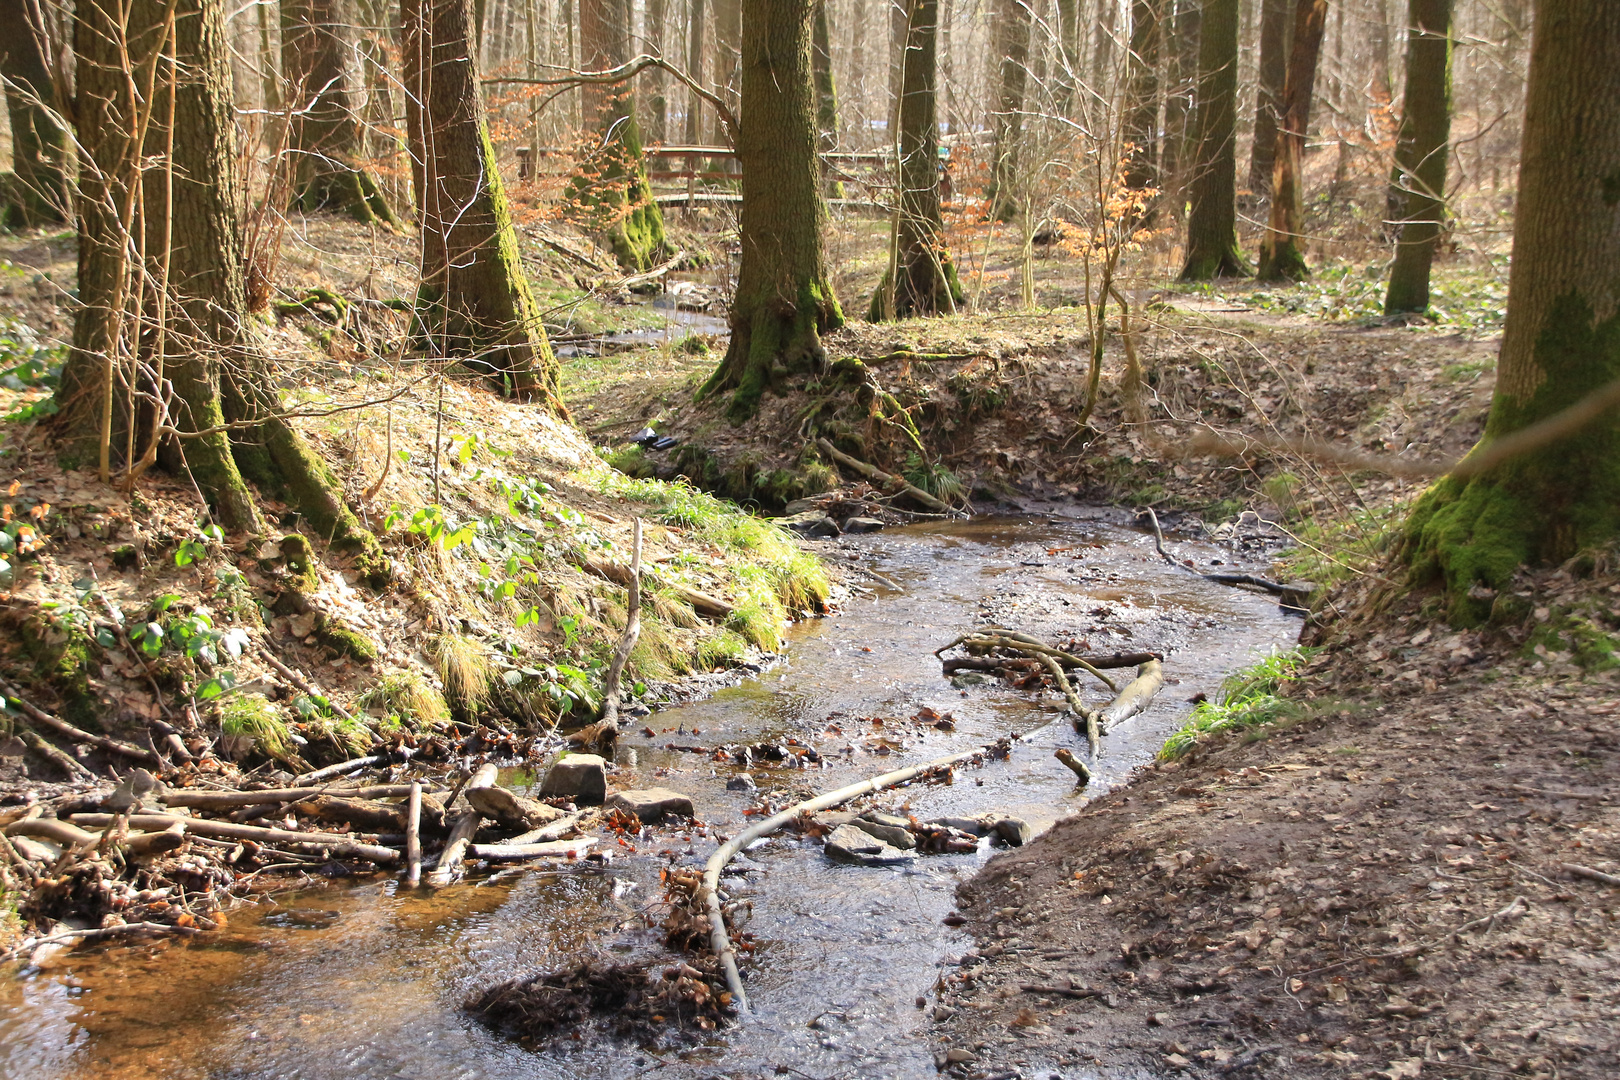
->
(938, 576), (1620, 1080)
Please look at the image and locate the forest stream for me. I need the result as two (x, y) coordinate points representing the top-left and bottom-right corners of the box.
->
(0, 511), (1299, 1080)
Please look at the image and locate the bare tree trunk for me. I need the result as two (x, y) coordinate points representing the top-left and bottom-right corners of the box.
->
(1402, 0), (1620, 623)
(712, 0), (740, 146)
(1179, 0), (1249, 279)
(812, 0), (843, 196)
(1254, 0), (1326, 281)
(1161, 0), (1201, 210)
(0, 0), (69, 224)
(697, 0), (842, 420)
(1124, 0), (1163, 197)
(683, 0), (704, 144)
(1384, 0), (1451, 314)
(988, 0), (1030, 222)
(646, 0), (667, 144)
(1247, 0), (1290, 196)
(403, 0), (561, 406)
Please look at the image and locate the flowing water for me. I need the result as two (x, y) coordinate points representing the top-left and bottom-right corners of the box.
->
(0, 511), (1300, 1080)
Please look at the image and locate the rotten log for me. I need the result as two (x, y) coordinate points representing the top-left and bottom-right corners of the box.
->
(293, 755), (384, 786)
(289, 795), (408, 833)
(160, 784), (429, 809)
(464, 784), (566, 832)
(1098, 659), (1165, 731)
(68, 812), (399, 863)
(17, 728), (96, 781)
(815, 437), (957, 514)
(0, 679), (161, 765)
(468, 837), (597, 861)
(427, 762), (498, 886)
(1053, 748), (1092, 785)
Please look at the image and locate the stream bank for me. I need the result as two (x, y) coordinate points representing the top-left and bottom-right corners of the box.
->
(0, 511), (1301, 1078)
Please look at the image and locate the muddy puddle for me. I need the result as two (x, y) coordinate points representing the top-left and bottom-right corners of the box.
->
(0, 510), (1299, 1080)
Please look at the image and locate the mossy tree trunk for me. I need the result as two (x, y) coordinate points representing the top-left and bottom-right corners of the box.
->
(697, 0), (842, 422)
(1383, 0), (1452, 315)
(282, 0), (399, 225)
(1247, 0), (1291, 197)
(0, 0), (69, 226)
(1401, 0), (1620, 625)
(1179, 0), (1249, 280)
(811, 0), (843, 198)
(987, 0), (1030, 223)
(56, 0), (385, 574)
(1254, 0), (1327, 282)
(1123, 0), (1163, 198)
(870, 0), (963, 321)
(403, 0), (561, 406)
(569, 0), (666, 270)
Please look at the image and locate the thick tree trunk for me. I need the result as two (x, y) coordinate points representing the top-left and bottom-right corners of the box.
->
(1123, 0), (1163, 196)
(1402, 0), (1620, 625)
(683, 0), (704, 144)
(1255, 0), (1326, 282)
(645, 0), (666, 144)
(988, 0), (1031, 222)
(1161, 0), (1201, 211)
(1179, 0), (1249, 279)
(1383, 0), (1452, 314)
(403, 0), (560, 406)
(697, 0), (842, 421)
(870, 0), (962, 319)
(1247, 0), (1290, 196)
(712, 0), (741, 146)
(570, 0), (665, 269)
(282, 0), (398, 224)
(0, 0), (69, 225)
(58, 0), (385, 577)
(811, 0), (843, 197)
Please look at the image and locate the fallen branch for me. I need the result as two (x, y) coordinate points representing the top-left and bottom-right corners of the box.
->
(482, 55), (739, 145)
(0, 921), (199, 965)
(468, 837), (596, 861)
(815, 437), (957, 515)
(1053, 748), (1092, 785)
(69, 812), (399, 863)
(16, 727), (97, 781)
(941, 650), (1160, 675)
(580, 557), (733, 621)
(260, 648), (359, 725)
(1141, 509), (1311, 603)
(0, 678), (161, 765)
(600, 518), (642, 725)
(292, 755), (383, 786)
(1564, 863), (1620, 887)
(1020, 983), (1104, 1000)
(1098, 660), (1165, 733)
(936, 633), (1117, 693)
(405, 782), (423, 886)
(161, 783), (426, 809)
(428, 762), (498, 886)
(1035, 653), (1101, 757)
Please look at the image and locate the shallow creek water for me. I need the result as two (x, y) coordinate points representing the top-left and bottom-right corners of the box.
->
(0, 511), (1300, 1080)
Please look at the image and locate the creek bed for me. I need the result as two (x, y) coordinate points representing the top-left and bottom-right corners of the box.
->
(0, 511), (1299, 1080)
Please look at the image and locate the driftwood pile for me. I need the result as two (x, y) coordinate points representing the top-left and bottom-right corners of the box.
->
(0, 756), (604, 964)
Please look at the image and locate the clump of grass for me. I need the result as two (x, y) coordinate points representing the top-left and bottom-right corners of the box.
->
(221, 694), (293, 760)
(903, 452), (964, 503)
(1273, 504), (1401, 595)
(1159, 646), (1319, 760)
(601, 444), (654, 478)
(360, 671), (451, 731)
(434, 633), (493, 715)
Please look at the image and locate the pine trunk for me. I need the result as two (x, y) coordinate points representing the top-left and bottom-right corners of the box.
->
(871, 0), (962, 319)
(1255, 0), (1327, 281)
(1383, 0), (1452, 314)
(1179, 0), (1249, 279)
(989, 0), (1031, 222)
(698, 0), (842, 421)
(1247, 0), (1290, 196)
(282, 0), (398, 224)
(403, 0), (560, 406)
(0, 0), (69, 225)
(1402, 0), (1620, 624)
(572, 0), (666, 269)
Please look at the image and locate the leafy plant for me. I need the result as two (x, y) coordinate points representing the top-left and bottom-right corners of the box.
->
(1160, 646), (1319, 760)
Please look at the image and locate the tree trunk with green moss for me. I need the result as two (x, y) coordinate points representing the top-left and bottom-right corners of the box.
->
(1383, 0), (1452, 314)
(869, 0), (962, 320)
(697, 0), (842, 422)
(1179, 0), (1249, 279)
(987, 0), (1030, 223)
(569, 0), (666, 270)
(1255, 0), (1326, 282)
(1401, 0), (1620, 625)
(403, 0), (561, 406)
(0, 0), (69, 226)
(56, 0), (386, 578)
(811, 0), (843, 198)
(282, 0), (398, 225)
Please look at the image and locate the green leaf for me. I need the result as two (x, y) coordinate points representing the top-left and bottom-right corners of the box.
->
(502, 669), (524, 687)
(197, 671), (237, 700)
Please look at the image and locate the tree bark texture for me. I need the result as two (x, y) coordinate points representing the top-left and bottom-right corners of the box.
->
(1255, 0), (1327, 281)
(570, 0), (665, 269)
(282, 0), (398, 224)
(1161, 0), (1201, 209)
(1402, 0), (1620, 624)
(1123, 0), (1163, 195)
(712, 0), (741, 146)
(811, 0), (842, 196)
(0, 0), (69, 224)
(1247, 0), (1290, 196)
(58, 0), (385, 575)
(870, 0), (962, 320)
(403, 0), (561, 407)
(1179, 0), (1249, 279)
(1383, 0), (1452, 314)
(683, 0), (704, 144)
(988, 0), (1031, 222)
(697, 0), (842, 422)
(645, 0), (666, 144)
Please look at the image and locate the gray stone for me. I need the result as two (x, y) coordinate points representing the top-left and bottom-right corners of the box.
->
(823, 823), (916, 866)
(930, 816), (990, 836)
(950, 673), (988, 688)
(816, 810), (859, 828)
(987, 815), (1032, 847)
(605, 787), (695, 822)
(851, 818), (916, 849)
(840, 516), (885, 534)
(725, 773), (757, 792)
(466, 785), (566, 830)
(774, 511), (840, 539)
(862, 811), (912, 829)
(538, 753), (607, 805)
(782, 497), (829, 516)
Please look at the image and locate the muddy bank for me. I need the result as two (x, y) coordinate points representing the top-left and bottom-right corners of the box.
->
(942, 567), (1620, 1080)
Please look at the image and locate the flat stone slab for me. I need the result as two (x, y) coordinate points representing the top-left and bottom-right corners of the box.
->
(606, 787), (695, 822)
(824, 823), (916, 866)
(852, 818), (916, 850)
(538, 754), (607, 806)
